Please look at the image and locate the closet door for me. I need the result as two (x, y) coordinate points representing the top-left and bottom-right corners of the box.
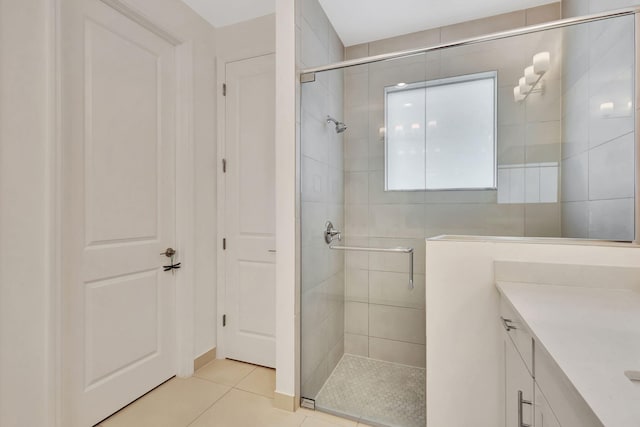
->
(223, 54), (276, 367)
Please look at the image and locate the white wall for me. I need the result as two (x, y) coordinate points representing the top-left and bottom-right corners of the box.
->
(275, 0), (298, 403)
(0, 1), (55, 425)
(216, 14), (275, 60)
(0, 0), (217, 424)
(425, 236), (640, 427)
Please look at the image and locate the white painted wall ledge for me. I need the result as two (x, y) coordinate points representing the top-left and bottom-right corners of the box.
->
(427, 234), (637, 247)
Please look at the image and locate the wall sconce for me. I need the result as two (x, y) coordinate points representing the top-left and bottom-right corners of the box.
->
(600, 102), (614, 116)
(598, 100), (634, 118)
(514, 51), (550, 102)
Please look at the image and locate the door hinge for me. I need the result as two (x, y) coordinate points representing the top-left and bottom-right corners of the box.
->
(222, 158), (227, 173)
(300, 398), (315, 410)
(222, 83), (226, 96)
(222, 314), (227, 327)
(223, 238), (226, 250)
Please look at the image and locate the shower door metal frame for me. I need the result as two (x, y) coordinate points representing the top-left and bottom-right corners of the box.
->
(300, 6), (640, 244)
(300, 7), (640, 78)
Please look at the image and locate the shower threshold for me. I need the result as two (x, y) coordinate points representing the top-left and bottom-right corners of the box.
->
(314, 354), (425, 427)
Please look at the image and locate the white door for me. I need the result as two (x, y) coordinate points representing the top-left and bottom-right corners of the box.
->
(61, 1), (177, 425)
(223, 54), (276, 368)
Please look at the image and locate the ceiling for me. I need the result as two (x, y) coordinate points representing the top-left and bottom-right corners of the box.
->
(319, 0), (558, 46)
(181, 0), (557, 45)
(181, 0), (276, 28)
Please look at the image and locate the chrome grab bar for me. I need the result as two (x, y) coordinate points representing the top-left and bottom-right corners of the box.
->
(329, 245), (414, 289)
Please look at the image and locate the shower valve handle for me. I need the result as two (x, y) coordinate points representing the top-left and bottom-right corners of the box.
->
(324, 221), (342, 244)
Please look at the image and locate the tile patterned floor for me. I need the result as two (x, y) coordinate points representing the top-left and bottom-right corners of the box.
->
(315, 355), (426, 427)
(98, 359), (374, 427)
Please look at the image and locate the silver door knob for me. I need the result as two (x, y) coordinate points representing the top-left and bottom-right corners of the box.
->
(161, 248), (176, 257)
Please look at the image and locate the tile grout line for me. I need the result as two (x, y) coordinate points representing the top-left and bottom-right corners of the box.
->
(184, 383), (236, 427)
(186, 362), (261, 427)
(231, 384), (277, 400)
(186, 370), (289, 427)
(193, 361), (258, 386)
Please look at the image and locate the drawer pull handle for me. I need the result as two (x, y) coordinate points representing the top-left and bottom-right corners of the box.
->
(518, 390), (532, 427)
(501, 316), (517, 331)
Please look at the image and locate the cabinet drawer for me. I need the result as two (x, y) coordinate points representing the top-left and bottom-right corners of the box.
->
(499, 298), (533, 375)
(535, 344), (603, 427)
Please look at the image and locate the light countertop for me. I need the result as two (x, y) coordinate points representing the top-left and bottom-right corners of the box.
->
(497, 282), (640, 427)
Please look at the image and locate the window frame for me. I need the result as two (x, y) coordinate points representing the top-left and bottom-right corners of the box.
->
(384, 70), (498, 192)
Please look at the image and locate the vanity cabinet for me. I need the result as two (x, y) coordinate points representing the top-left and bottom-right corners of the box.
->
(501, 299), (534, 427)
(504, 330), (534, 427)
(534, 343), (602, 427)
(534, 384), (561, 427)
(499, 288), (603, 427)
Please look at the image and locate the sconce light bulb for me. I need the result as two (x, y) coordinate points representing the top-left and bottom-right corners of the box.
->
(533, 51), (550, 74)
(524, 66), (537, 85)
(519, 77), (531, 94)
(513, 86), (525, 102)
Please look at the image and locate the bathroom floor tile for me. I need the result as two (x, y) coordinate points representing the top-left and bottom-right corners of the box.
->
(235, 366), (276, 398)
(301, 417), (350, 427)
(188, 389), (306, 427)
(298, 408), (358, 426)
(101, 376), (230, 427)
(194, 358), (256, 386)
(100, 358), (394, 427)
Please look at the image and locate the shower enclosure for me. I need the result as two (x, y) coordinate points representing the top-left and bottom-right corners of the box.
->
(300, 9), (636, 427)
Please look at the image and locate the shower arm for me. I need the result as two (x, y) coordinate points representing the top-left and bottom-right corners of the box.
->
(326, 116), (347, 133)
(329, 245), (414, 289)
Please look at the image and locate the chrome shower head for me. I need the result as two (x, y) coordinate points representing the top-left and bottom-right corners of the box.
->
(327, 116), (348, 134)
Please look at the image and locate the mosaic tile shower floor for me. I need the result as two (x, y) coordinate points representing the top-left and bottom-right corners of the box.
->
(314, 354), (426, 427)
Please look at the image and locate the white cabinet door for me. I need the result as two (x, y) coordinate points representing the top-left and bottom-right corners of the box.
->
(505, 333), (534, 427)
(535, 384), (562, 427)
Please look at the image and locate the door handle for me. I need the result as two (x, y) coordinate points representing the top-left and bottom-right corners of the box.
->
(501, 316), (517, 331)
(518, 390), (532, 427)
(268, 249), (276, 253)
(160, 248), (179, 273)
(161, 248), (176, 258)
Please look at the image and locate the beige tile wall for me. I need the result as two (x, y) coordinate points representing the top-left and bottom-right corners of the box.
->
(560, 4), (636, 240)
(297, 0), (345, 400)
(562, 0), (638, 18)
(342, 3), (562, 367)
(345, 4), (561, 59)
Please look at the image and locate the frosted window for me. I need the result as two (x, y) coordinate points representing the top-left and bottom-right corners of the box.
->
(385, 72), (497, 191)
